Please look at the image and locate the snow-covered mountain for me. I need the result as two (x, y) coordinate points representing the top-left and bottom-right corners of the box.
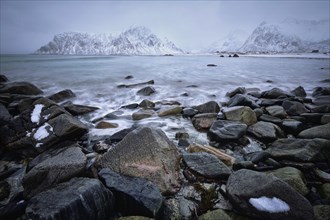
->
(35, 26), (184, 55)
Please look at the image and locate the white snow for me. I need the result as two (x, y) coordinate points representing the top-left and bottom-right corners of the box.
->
(33, 123), (53, 141)
(31, 104), (44, 124)
(35, 143), (43, 148)
(43, 114), (50, 120)
(249, 196), (290, 213)
(26, 131), (31, 137)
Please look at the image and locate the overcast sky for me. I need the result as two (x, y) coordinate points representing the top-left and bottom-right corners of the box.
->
(1, 0), (329, 54)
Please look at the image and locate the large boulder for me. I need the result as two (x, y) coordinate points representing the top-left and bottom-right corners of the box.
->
(182, 152), (231, 179)
(193, 101), (220, 114)
(208, 120), (247, 142)
(99, 168), (164, 218)
(192, 113), (217, 131)
(226, 87), (246, 98)
(48, 89), (76, 103)
(25, 178), (114, 220)
(265, 138), (330, 162)
(0, 82), (43, 95)
(96, 127), (181, 194)
(227, 94), (259, 109)
(265, 105), (287, 119)
(247, 121), (284, 142)
(313, 96), (330, 106)
(262, 88), (291, 99)
(227, 169), (313, 220)
(64, 104), (99, 116)
(282, 100), (309, 116)
(23, 146), (87, 198)
(298, 123), (330, 140)
(223, 106), (257, 125)
(281, 119), (304, 135)
(291, 86), (306, 98)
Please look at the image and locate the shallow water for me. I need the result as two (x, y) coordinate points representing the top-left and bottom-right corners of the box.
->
(1, 54), (329, 144)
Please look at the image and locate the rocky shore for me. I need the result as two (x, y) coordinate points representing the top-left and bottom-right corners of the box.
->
(0, 73), (329, 220)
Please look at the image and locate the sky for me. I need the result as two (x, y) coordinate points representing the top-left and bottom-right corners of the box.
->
(0, 0), (329, 54)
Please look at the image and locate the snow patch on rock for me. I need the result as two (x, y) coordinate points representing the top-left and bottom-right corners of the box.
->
(33, 123), (53, 141)
(31, 104), (44, 124)
(249, 196), (290, 213)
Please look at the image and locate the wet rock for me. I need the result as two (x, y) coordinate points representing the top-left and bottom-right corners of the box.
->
(226, 87), (246, 98)
(262, 88), (291, 99)
(227, 169), (313, 220)
(223, 106), (257, 125)
(95, 121), (118, 129)
(312, 87), (330, 97)
(96, 127), (181, 194)
(23, 146), (87, 198)
(0, 103), (11, 124)
(0, 74), (8, 82)
(183, 152), (231, 179)
(25, 177), (113, 220)
(282, 100), (309, 116)
(125, 75), (134, 79)
(298, 123), (330, 140)
(48, 89), (76, 103)
(198, 209), (232, 220)
(266, 138), (330, 162)
(313, 205), (330, 220)
(319, 183), (330, 199)
(253, 108), (263, 118)
(99, 168), (163, 218)
(281, 119), (304, 135)
(0, 82), (43, 95)
(193, 101), (220, 114)
(314, 168), (330, 182)
(265, 105), (287, 119)
(244, 151), (271, 164)
(139, 99), (155, 109)
(183, 107), (198, 118)
(122, 103), (139, 109)
(192, 113), (217, 131)
(118, 80), (154, 88)
(268, 167), (309, 196)
(132, 109), (155, 120)
(247, 121), (284, 142)
(137, 86), (156, 96)
(233, 53), (239, 58)
(321, 114), (330, 124)
(259, 114), (282, 125)
(64, 104), (99, 116)
(108, 127), (136, 143)
(227, 94), (259, 109)
(248, 91), (262, 98)
(207, 64), (217, 67)
(259, 98), (284, 107)
(314, 95), (330, 106)
(175, 131), (189, 140)
(300, 112), (323, 124)
(208, 120), (247, 142)
(158, 106), (182, 117)
(291, 86), (306, 97)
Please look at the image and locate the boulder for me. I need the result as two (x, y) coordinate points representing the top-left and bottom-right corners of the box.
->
(227, 169), (313, 220)
(312, 87), (330, 97)
(291, 86), (306, 97)
(108, 127), (136, 143)
(259, 98), (284, 107)
(282, 100), (309, 116)
(182, 152), (231, 179)
(99, 168), (164, 218)
(182, 108), (198, 118)
(267, 167), (309, 196)
(23, 146), (87, 198)
(64, 104), (99, 116)
(132, 109), (155, 120)
(259, 114), (282, 125)
(298, 123), (330, 140)
(158, 106), (182, 117)
(265, 105), (287, 119)
(122, 103), (139, 109)
(208, 120), (247, 142)
(223, 106), (257, 125)
(266, 138), (330, 162)
(247, 121), (284, 142)
(313, 95), (330, 106)
(313, 205), (330, 220)
(139, 99), (155, 109)
(25, 178), (114, 220)
(281, 119), (304, 135)
(226, 87), (246, 98)
(262, 88), (291, 99)
(96, 127), (181, 194)
(0, 74), (8, 82)
(300, 113), (323, 124)
(193, 101), (220, 114)
(48, 89), (76, 103)
(137, 86), (156, 96)
(0, 103), (11, 124)
(198, 209), (232, 220)
(192, 113), (217, 131)
(0, 82), (43, 95)
(321, 114), (330, 124)
(227, 94), (259, 109)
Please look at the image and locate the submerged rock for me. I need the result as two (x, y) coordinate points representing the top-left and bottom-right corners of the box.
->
(99, 168), (164, 218)
(298, 123), (330, 140)
(227, 169), (313, 220)
(25, 178), (114, 220)
(0, 82), (43, 95)
(96, 127), (181, 194)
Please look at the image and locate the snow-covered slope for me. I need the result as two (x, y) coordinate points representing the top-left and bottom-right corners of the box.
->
(36, 26), (184, 55)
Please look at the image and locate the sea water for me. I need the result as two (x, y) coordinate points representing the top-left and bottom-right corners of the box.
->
(1, 54), (329, 145)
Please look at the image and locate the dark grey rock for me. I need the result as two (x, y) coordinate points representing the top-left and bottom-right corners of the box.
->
(207, 64), (217, 67)
(298, 123), (330, 140)
(265, 105), (287, 119)
(125, 75), (133, 79)
(137, 86), (156, 96)
(266, 138), (330, 162)
(223, 106), (257, 125)
(122, 103), (139, 109)
(291, 86), (306, 97)
(132, 109), (155, 120)
(0, 82), (43, 95)
(182, 107), (198, 118)
(312, 87), (330, 97)
(23, 146), (87, 198)
(26, 178), (114, 220)
(313, 205), (330, 220)
(247, 121), (284, 142)
(259, 98), (284, 107)
(228, 94), (259, 109)
(321, 114), (330, 124)
(108, 127), (136, 143)
(139, 99), (155, 108)
(244, 151), (271, 163)
(0, 103), (11, 124)
(192, 113), (217, 131)
(310, 104), (330, 113)
(313, 95), (330, 106)
(193, 101), (220, 114)
(96, 127), (180, 194)
(208, 120), (247, 142)
(262, 88), (291, 99)
(300, 112), (324, 124)
(227, 169), (313, 220)
(254, 108), (263, 118)
(175, 132), (189, 140)
(281, 119), (304, 135)
(183, 152), (231, 179)
(117, 80), (154, 88)
(64, 104), (99, 116)
(259, 114), (282, 125)
(48, 89), (76, 103)
(282, 100), (309, 116)
(0, 74), (8, 83)
(226, 87), (246, 98)
(99, 168), (164, 218)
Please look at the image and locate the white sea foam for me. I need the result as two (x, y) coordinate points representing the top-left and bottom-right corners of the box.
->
(249, 196), (290, 213)
(31, 104), (44, 124)
(33, 123), (53, 141)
